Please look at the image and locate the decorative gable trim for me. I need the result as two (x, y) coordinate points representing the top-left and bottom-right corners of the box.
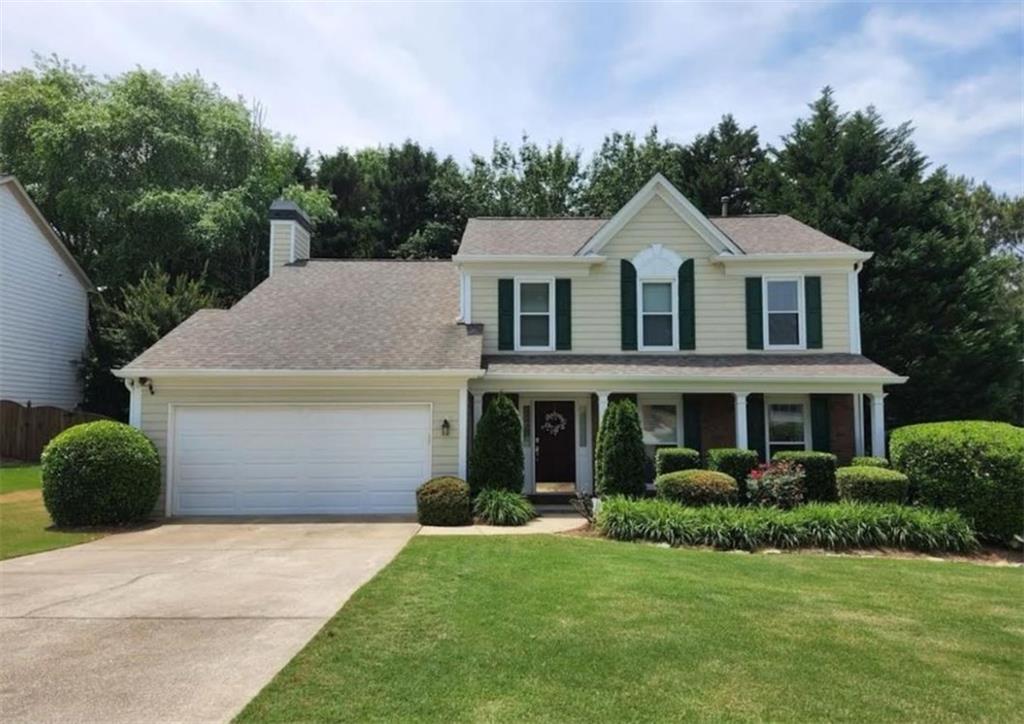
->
(576, 174), (743, 257)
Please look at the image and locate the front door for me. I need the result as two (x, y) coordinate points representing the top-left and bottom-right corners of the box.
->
(534, 401), (576, 493)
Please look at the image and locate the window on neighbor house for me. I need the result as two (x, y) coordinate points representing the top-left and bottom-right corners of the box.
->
(764, 278), (803, 348)
(766, 400), (808, 458)
(640, 281), (674, 348)
(516, 280), (553, 349)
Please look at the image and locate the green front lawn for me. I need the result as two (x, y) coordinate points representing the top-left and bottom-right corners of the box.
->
(0, 464), (103, 559)
(239, 536), (1023, 723)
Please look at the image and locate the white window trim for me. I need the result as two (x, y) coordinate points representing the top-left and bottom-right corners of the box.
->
(637, 394), (684, 447)
(762, 276), (806, 351)
(638, 277), (678, 351)
(764, 394), (812, 455)
(514, 277), (555, 351)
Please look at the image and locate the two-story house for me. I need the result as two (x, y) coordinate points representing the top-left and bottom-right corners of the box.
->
(118, 177), (905, 517)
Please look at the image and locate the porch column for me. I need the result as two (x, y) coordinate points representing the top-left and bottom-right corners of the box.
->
(853, 393), (866, 457)
(457, 386), (468, 479)
(734, 392), (749, 449)
(870, 392), (886, 458)
(597, 391), (610, 422)
(473, 393), (483, 431)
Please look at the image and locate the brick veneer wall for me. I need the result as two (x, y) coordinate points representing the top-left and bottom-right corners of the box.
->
(698, 393), (736, 450)
(827, 393), (855, 464)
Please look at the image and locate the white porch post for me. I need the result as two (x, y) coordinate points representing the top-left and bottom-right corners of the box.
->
(597, 391), (610, 422)
(124, 379), (141, 429)
(853, 393), (866, 457)
(870, 392), (886, 458)
(734, 392), (749, 449)
(473, 393), (483, 431)
(457, 386), (468, 479)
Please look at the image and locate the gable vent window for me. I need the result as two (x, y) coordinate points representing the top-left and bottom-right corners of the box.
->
(764, 278), (804, 349)
(641, 282), (674, 348)
(515, 279), (554, 350)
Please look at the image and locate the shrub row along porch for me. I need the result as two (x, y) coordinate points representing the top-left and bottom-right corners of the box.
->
(468, 354), (902, 497)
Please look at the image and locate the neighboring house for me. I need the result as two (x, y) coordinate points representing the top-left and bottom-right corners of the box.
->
(0, 176), (94, 410)
(117, 179), (905, 517)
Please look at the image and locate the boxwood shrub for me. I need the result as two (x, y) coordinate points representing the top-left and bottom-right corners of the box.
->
(655, 470), (738, 506)
(836, 466), (910, 504)
(416, 476), (472, 526)
(851, 456), (890, 469)
(473, 488), (536, 526)
(595, 496), (977, 553)
(772, 451), (838, 501)
(890, 421), (1024, 542)
(41, 420), (160, 527)
(706, 448), (759, 500)
(654, 447), (701, 476)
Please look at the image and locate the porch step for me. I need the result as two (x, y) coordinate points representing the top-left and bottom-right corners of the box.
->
(534, 504), (576, 515)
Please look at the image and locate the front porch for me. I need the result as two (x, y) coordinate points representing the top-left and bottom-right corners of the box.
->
(465, 354), (902, 497)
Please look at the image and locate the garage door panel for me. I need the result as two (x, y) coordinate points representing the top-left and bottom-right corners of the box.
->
(172, 405), (431, 516)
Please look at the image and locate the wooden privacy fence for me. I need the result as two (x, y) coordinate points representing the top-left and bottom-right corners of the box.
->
(0, 400), (109, 462)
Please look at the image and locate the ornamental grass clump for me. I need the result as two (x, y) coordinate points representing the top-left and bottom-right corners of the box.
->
(595, 497), (977, 553)
(473, 488), (536, 526)
(746, 460), (805, 509)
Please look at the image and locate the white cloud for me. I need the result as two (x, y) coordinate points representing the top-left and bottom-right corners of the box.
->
(0, 0), (1020, 192)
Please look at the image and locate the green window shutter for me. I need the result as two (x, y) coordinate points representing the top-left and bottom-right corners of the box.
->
(497, 279), (514, 351)
(678, 259), (695, 350)
(745, 277), (763, 350)
(810, 395), (831, 452)
(682, 394), (702, 452)
(555, 278), (571, 351)
(747, 394), (767, 461)
(805, 276), (823, 349)
(620, 260), (637, 351)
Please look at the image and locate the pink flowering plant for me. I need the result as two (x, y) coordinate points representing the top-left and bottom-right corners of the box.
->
(746, 460), (805, 509)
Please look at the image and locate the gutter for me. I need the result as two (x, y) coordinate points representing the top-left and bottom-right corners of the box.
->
(113, 367), (486, 379)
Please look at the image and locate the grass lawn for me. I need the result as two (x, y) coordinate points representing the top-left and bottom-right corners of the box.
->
(0, 464), (103, 559)
(239, 535), (1023, 723)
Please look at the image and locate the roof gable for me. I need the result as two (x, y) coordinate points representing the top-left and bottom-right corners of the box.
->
(0, 176), (94, 291)
(577, 174), (743, 257)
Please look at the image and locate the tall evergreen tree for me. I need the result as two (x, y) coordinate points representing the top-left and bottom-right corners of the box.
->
(580, 127), (682, 215)
(677, 115), (767, 216)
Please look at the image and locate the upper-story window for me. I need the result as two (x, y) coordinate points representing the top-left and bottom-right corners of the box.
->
(763, 277), (804, 349)
(515, 278), (554, 350)
(640, 281), (675, 348)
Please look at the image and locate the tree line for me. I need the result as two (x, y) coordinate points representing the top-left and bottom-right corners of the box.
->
(1, 56), (1021, 427)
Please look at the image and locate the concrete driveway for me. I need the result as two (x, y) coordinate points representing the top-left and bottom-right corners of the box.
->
(0, 521), (418, 723)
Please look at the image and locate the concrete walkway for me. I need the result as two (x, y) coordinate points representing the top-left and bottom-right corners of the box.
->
(0, 522), (418, 723)
(419, 513), (586, 536)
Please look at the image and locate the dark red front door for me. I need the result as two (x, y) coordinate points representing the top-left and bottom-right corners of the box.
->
(534, 401), (576, 486)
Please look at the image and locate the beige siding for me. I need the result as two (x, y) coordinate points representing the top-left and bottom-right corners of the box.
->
(270, 222), (292, 272)
(140, 384), (462, 514)
(293, 225), (310, 261)
(470, 195), (850, 354)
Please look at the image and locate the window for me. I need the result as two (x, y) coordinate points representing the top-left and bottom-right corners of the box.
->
(522, 404), (532, 444)
(638, 396), (682, 484)
(515, 279), (554, 350)
(640, 281), (675, 349)
(766, 399), (809, 458)
(764, 278), (804, 348)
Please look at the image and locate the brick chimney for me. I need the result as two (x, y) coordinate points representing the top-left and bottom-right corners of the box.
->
(268, 199), (312, 276)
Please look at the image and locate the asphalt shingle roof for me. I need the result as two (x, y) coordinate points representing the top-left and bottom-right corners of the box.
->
(482, 354), (903, 381)
(122, 261), (483, 372)
(458, 214), (857, 256)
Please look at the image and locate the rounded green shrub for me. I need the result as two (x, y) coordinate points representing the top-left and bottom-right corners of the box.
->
(706, 448), (759, 500)
(595, 399), (646, 497)
(890, 421), (1024, 542)
(467, 393), (524, 494)
(836, 466), (909, 504)
(416, 476), (472, 526)
(655, 447), (701, 476)
(655, 470), (738, 506)
(41, 420), (160, 527)
(851, 456), (890, 469)
(772, 451), (838, 501)
(473, 488), (536, 526)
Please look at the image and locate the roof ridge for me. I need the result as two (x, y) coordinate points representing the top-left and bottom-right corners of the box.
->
(305, 258), (452, 263)
(708, 214), (781, 219)
(469, 216), (610, 221)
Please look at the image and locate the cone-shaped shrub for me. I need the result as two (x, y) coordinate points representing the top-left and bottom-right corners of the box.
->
(595, 399), (646, 497)
(467, 393), (524, 494)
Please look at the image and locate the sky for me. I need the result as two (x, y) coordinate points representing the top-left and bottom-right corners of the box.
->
(2, 1), (1021, 194)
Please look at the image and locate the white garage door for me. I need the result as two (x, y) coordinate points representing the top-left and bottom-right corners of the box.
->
(171, 404), (432, 516)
